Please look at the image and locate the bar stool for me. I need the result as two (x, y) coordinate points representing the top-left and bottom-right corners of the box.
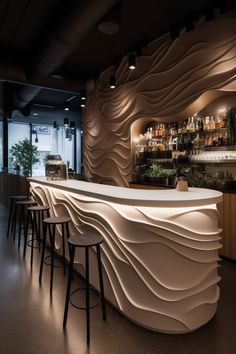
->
(39, 216), (71, 293)
(14, 199), (37, 249)
(63, 233), (106, 345)
(6, 195), (28, 239)
(23, 205), (50, 267)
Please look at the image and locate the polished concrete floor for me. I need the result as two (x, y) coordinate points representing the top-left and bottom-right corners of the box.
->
(0, 204), (236, 354)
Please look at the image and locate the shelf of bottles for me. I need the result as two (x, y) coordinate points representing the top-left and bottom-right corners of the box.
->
(136, 114), (229, 154)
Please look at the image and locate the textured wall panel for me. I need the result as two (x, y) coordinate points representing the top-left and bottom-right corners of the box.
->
(83, 11), (236, 186)
(30, 181), (221, 333)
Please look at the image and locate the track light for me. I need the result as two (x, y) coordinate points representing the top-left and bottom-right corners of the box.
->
(80, 100), (85, 108)
(80, 89), (86, 100)
(128, 54), (136, 70)
(110, 75), (116, 88)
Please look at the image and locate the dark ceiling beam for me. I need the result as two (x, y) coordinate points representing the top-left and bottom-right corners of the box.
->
(0, 61), (85, 93)
(12, 0), (119, 108)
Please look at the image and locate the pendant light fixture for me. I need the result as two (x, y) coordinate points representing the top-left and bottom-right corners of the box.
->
(110, 75), (116, 89)
(80, 89), (86, 100)
(128, 54), (136, 70)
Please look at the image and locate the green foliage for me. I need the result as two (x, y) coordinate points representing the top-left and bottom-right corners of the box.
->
(10, 138), (40, 175)
(148, 164), (164, 177)
(185, 170), (218, 189)
(134, 164), (147, 175)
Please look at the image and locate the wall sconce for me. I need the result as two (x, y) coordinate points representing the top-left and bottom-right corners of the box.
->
(110, 75), (116, 88)
(128, 54), (136, 70)
(80, 89), (86, 100)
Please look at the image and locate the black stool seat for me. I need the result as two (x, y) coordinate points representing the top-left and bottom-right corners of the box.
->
(7, 195), (29, 239)
(27, 205), (50, 212)
(63, 232), (106, 345)
(24, 205), (50, 267)
(39, 215), (71, 292)
(9, 195), (28, 200)
(68, 233), (103, 248)
(44, 216), (71, 224)
(15, 199), (37, 206)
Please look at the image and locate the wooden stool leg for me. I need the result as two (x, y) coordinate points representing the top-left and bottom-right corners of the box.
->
(18, 206), (23, 249)
(6, 199), (13, 238)
(85, 247), (90, 344)
(13, 204), (18, 242)
(30, 211), (35, 268)
(63, 244), (75, 328)
(96, 245), (106, 321)
(62, 223), (66, 274)
(50, 224), (56, 293)
(39, 223), (47, 283)
(23, 210), (30, 258)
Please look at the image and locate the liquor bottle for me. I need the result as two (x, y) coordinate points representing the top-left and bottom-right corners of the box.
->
(186, 117), (191, 132)
(178, 134), (185, 151)
(215, 115), (221, 129)
(178, 122), (182, 134)
(189, 117), (195, 132)
(204, 116), (210, 131)
(210, 116), (215, 130)
(198, 119), (204, 131)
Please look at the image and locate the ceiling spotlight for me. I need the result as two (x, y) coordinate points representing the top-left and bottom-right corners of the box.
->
(33, 113), (38, 116)
(64, 107), (69, 111)
(80, 101), (85, 108)
(110, 75), (116, 89)
(128, 54), (136, 70)
(80, 89), (86, 100)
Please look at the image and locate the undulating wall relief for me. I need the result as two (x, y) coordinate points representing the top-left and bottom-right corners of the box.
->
(83, 10), (236, 186)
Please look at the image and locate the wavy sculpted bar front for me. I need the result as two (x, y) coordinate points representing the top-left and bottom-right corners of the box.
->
(29, 178), (222, 333)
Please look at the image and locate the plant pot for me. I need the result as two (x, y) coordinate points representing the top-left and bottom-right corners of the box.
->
(159, 176), (168, 186)
(168, 176), (177, 187)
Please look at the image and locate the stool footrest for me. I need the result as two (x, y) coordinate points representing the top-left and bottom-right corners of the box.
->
(43, 254), (64, 268)
(69, 287), (101, 310)
(27, 239), (42, 248)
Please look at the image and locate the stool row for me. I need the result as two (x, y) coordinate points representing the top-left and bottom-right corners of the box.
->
(7, 195), (106, 344)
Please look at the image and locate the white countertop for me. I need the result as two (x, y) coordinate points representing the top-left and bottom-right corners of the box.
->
(28, 177), (223, 207)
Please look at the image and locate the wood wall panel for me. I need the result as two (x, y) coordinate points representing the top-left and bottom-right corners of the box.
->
(0, 173), (30, 206)
(218, 193), (236, 261)
(83, 10), (236, 187)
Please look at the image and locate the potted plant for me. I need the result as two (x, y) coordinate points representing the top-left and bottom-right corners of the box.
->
(132, 164), (147, 182)
(166, 168), (178, 187)
(10, 138), (40, 177)
(146, 164), (164, 184)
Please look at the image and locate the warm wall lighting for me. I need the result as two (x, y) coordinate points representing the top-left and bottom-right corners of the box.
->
(110, 75), (116, 88)
(128, 54), (136, 70)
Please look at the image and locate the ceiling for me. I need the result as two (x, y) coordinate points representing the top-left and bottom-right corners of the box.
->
(0, 0), (235, 120)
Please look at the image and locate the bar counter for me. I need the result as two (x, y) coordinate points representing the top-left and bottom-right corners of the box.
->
(29, 177), (222, 333)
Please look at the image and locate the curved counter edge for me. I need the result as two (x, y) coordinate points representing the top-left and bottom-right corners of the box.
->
(29, 178), (222, 333)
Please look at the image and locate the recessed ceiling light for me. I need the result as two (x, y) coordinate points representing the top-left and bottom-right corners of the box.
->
(64, 107), (70, 111)
(33, 113), (38, 116)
